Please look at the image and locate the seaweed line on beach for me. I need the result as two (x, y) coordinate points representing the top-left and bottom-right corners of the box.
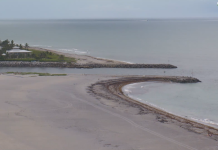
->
(87, 76), (218, 141)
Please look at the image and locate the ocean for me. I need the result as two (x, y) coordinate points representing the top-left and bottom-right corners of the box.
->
(0, 19), (218, 128)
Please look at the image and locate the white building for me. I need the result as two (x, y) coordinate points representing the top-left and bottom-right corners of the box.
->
(6, 46), (32, 56)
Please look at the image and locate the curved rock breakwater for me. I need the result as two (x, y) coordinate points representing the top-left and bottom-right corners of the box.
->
(87, 76), (218, 140)
(0, 62), (177, 69)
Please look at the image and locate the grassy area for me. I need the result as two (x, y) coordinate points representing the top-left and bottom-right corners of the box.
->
(29, 49), (76, 63)
(0, 49), (76, 63)
(6, 72), (67, 76)
(0, 40), (76, 63)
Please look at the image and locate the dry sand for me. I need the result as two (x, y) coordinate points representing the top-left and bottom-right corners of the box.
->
(0, 74), (217, 150)
(31, 47), (127, 64)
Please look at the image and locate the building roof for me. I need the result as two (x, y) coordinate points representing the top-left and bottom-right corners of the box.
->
(13, 46), (20, 49)
(6, 49), (32, 53)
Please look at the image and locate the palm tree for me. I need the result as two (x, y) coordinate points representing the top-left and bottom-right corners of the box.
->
(19, 44), (23, 49)
(1, 39), (9, 48)
(11, 40), (14, 47)
(25, 43), (29, 49)
(59, 55), (65, 61)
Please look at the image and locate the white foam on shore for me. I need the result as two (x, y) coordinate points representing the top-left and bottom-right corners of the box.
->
(123, 83), (218, 128)
(191, 117), (218, 127)
(123, 89), (132, 93)
(96, 57), (134, 64)
(59, 49), (74, 52)
(75, 50), (87, 54)
(59, 48), (87, 54)
(31, 45), (41, 47)
(31, 45), (52, 48)
(125, 89), (218, 127)
(31, 44), (132, 63)
(125, 92), (171, 113)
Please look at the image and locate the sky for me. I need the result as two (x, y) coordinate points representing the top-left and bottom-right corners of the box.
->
(0, 0), (217, 19)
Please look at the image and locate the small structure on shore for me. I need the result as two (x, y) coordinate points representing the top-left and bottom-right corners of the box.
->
(6, 46), (32, 57)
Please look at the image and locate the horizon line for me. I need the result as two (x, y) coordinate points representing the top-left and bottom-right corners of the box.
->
(1, 17), (218, 21)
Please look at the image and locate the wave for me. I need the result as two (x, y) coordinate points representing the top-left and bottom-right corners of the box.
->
(122, 61), (134, 64)
(75, 50), (87, 54)
(30, 44), (133, 63)
(59, 48), (87, 54)
(59, 49), (74, 52)
(191, 118), (218, 127)
(123, 84), (171, 113)
(127, 90), (218, 127)
(31, 44), (40, 47)
(126, 93), (173, 114)
(96, 57), (134, 64)
(31, 44), (52, 48)
(31, 44), (132, 63)
(123, 83), (218, 128)
(123, 89), (132, 93)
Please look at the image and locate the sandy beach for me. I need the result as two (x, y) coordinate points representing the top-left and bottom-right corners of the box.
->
(0, 74), (217, 150)
(31, 47), (128, 64)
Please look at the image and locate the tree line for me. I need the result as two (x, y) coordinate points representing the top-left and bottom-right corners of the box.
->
(0, 39), (29, 53)
(0, 39), (73, 62)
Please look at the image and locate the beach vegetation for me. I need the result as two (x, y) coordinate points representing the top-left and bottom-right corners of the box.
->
(0, 39), (12, 50)
(59, 55), (65, 61)
(24, 43), (29, 50)
(5, 72), (67, 76)
(27, 49), (76, 62)
(25, 43), (29, 49)
(11, 40), (14, 47)
(19, 44), (23, 49)
(0, 39), (76, 63)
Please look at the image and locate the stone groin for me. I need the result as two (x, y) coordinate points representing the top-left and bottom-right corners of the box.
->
(0, 62), (177, 69)
(87, 76), (218, 141)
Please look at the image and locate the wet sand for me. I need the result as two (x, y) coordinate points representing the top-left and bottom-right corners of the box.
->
(0, 74), (217, 150)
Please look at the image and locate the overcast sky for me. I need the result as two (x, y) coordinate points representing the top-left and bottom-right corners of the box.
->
(0, 0), (217, 19)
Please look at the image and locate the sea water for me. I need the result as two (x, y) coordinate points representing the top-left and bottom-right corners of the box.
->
(0, 19), (218, 127)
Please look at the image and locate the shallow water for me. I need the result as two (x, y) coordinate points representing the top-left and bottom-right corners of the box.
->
(1, 19), (218, 128)
(123, 82), (218, 128)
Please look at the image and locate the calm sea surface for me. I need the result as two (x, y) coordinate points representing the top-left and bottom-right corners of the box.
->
(0, 19), (218, 127)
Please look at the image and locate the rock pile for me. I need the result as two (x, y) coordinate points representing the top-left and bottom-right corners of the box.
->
(0, 62), (177, 69)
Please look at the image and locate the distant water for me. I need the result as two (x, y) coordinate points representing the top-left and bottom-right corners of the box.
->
(1, 19), (218, 128)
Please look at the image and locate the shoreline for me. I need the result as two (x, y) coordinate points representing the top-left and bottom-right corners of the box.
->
(123, 82), (218, 128)
(87, 76), (218, 140)
(0, 74), (217, 149)
(0, 47), (178, 68)
(30, 47), (128, 64)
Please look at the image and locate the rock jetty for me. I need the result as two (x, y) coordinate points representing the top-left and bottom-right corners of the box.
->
(86, 76), (218, 141)
(0, 62), (177, 69)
